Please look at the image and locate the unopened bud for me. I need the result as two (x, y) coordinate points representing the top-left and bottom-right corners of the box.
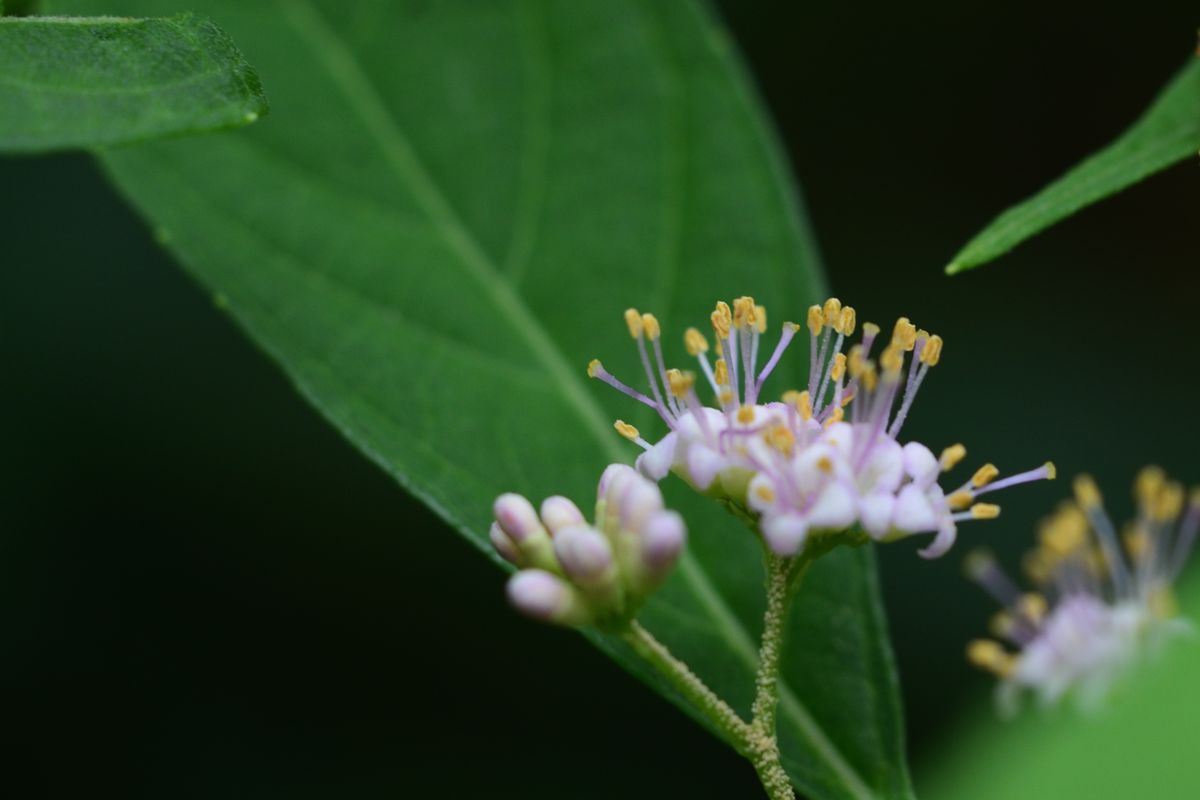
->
(762, 513), (808, 556)
(618, 476), (664, 531)
(489, 522), (523, 567)
(493, 493), (542, 543)
(640, 510), (686, 573)
(540, 495), (585, 536)
(554, 525), (616, 587)
(506, 570), (589, 626)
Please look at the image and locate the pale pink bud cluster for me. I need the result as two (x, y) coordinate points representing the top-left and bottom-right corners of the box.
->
(491, 464), (686, 628)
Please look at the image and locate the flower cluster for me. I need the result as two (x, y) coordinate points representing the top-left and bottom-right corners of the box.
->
(491, 464), (686, 628)
(588, 296), (1053, 557)
(966, 468), (1200, 714)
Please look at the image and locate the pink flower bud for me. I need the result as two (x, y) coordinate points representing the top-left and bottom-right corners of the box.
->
(489, 522), (522, 566)
(641, 510), (685, 571)
(553, 524), (615, 586)
(762, 513), (808, 556)
(506, 570), (588, 626)
(493, 493), (542, 543)
(540, 495), (585, 536)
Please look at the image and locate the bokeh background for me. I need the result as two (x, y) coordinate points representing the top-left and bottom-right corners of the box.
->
(2, 0), (1197, 796)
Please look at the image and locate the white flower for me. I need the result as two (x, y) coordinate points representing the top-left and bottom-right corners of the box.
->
(589, 296), (1053, 557)
(967, 468), (1200, 715)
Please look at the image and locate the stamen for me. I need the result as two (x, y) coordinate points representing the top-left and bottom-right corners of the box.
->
(947, 490), (973, 510)
(965, 549), (1023, 606)
(861, 322), (880, 354)
(973, 464), (1001, 488)
(973, 462), (1057, 497)
(624, 308), (643, 338)
(966, 639), (1015, 677)
(753, 322), (799, 399)
(940, 444), (967, 472)
(614, 420), (651, 450)
(587, 359), (664, 416)
(684, 327), (709, 356)
(1074, 474), (1132, 598)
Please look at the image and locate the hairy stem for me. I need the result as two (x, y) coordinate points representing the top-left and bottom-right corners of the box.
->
(746, 552), (799, 800)
(620, 621), (752, 746)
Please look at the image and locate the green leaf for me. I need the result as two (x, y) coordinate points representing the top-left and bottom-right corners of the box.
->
(946, 55), (1200, 274)
(51, 1), (913, 796)
(920, 572), (1200, 799)
(0, 13), (267, 152)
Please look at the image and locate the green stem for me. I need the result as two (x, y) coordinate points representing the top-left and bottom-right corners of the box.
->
(746, 552), (799, 800)
(620, 620), (751, 747)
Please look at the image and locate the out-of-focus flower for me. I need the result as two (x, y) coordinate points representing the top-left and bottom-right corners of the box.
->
(589, 296), (1052, 557)
(966, 467), (1200, 714)
(491, 464), (686, 628)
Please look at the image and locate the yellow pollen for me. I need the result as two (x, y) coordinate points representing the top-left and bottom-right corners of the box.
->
(642, 313), (661, 341)
(1073, 475), (1103, 509)
(1045, 462), (1057, 480)
(940, 444), (967, 471)
(892, 317), (917, 351)
(921, 334), (944, 366)
(966, 639), (1015, 677)
(667, 369), (695, 398)
(971, 503), (1001, 520)
(624, 308), (643, 338)
(972, 463), (1000, 488)
(862, 322), (881, 339)
(823, 407), (845, 427)
(847, 345), (865, 378)
(756, 484), (776, 504)
(806, 305), (823, 336)
(880, 343), (903, 373)
(796, 389), (813, 421)
(736, 405), (756, 425)
(1018, 593), (1048, 623)
(684, 327), (709, 356)
(1155, 482), (1185, 521)
(947, 490), (974, 511)
(714, 358), (729, 386)
(733, 296), (756, 329)
(719, 388), (734, 406)
(1124, 525), (1151, 561)
(816, 456), (834, 473)
(785, 321), (800, 334)
(755, 305), (768, 333)
(764, 424), (796, 455)
(1136, 465), (1166, 503)
(838, 306), (857, 336)
(823, 297), (842, 327)
(861, 364), (878, 392)
(614, 420), (640, 441)
(587, 358), (603, 378)
(831, 352), (847, 382)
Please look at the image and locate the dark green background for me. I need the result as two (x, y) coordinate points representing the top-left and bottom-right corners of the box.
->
(2, 1), (1196, 796)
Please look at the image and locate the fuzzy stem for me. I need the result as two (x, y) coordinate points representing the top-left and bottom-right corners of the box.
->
(620, 621), (752, 747)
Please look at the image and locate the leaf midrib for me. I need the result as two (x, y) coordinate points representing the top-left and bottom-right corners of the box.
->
(277, 1), (874, 796)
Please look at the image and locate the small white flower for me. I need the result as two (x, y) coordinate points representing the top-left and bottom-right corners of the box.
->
(590, 296), (1053, 557)
(967, 468), (1200, 715)
(492, 464), (687, 628)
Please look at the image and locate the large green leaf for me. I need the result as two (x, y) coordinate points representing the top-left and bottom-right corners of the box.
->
(0, 13), (266, 152)
(52, 1), (912, 796)
(946, 55), (1200, 274)
(920, 572), (1200, 799)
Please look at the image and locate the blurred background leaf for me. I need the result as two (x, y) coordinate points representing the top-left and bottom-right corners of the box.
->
(0, 13), (266, 152)
(920, 573), (1200, 799)
(946, 54), (1200, 273)
(49, 0), (911, 796)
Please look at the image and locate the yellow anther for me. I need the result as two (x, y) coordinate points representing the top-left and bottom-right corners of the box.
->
(972, 463), (1000, 488)
(963, 548), (995, 580)
(966, 639), (1015, 677)
(861, 364), (878, 392)
(1018, 593), (1048, 623)
(785, 321), (800, 334)
(838, 306), (857, 337)
(880, 343), (903, 373)
(990, 611), (1016, 638)
(1073, 475), (1103, 509)
(916, 328), (930, 341)
(847, 345), (865, 378)
(1136, 465), (1166, 503)
(971, 503), (1001, 520)
(667, 369), (695, 398)
(1124, 525), (1151, 561)
(1023, 551), (1051, 584)
(587, 358), (603, 378)
(624, 308), (643, 338)
(764, 424), (796, 456)
(1045, 462), (1057, 480)
(1038, 504), (1088, 555)
(719, 388), (734, 406)
(940, 444), (967, 471)
(755, 305), (768, 333)
(614, 420), (640, 441)
(823, 407), (845, 427)
(1155, 482), (1185, 521)
(862, 321), (881, 339)
(714, 358), (729, 386)
(736, 405), (756, 425)
(641, 313), (661, 341)
(806, 305), (824, 336)
(684, 327), (709, 356)
(823, 297), (842, 327)
(920, 334), (944, 366)
(796, 389), (813, 421)
(755, 484), (777, 504)
(831, 352), (847, 382)
(782, 389), (800, 405)
(947, 490), (974, 511)
(733, 296), (756, 329)
(892, 317), (917, 351)
(711, 301), (732, 339)
(816, 456), (834, 474)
